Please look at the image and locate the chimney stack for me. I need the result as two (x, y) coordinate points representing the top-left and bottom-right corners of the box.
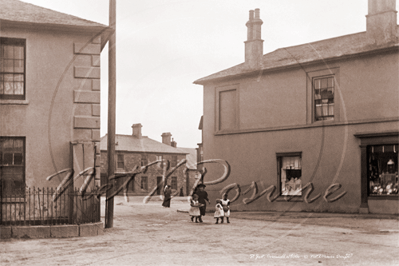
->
(162, 132), (172, 146)
(245, 8), (263, 68)
(132, 123), (142, 138)
(366, 0), (397, 45)
(171, 138), (177, 147)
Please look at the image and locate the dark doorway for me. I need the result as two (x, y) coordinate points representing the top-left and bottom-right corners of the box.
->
(157, 176), (162, 195)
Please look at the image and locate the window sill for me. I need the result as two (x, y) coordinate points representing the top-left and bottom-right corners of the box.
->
(0, 99), (29, 105)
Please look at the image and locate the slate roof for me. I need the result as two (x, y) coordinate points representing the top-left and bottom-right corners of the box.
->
(194, 28), (399, 84)
(100, 134), (188, 155)
(0, 0), (107, 29)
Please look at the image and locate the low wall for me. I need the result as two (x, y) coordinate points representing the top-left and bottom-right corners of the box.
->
(0, 222), (103, 239)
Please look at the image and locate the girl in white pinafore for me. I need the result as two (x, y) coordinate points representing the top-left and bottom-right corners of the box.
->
(214, 199), (224, 224)
(189, 194), (202, 223)
(220, 194), (230, 223)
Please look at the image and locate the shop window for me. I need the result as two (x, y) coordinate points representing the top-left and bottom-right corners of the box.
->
(277, 153), (302, 196)
(141, 176), (148, 190)
(368, 144), (398, 196)
(314, 76), (334, 121)
(171, 176), (177, 190)
(0, 137), (25, 196)
(117, 154), (124, 169)
(141, 154), (148, 166)
(0, 38), (25, 100)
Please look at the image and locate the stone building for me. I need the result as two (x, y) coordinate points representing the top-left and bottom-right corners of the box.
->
(195, 0), (399, 214)
(0, 0), (111, 229)
(100, 124), (197, 196)
(0, 0), (110, 196)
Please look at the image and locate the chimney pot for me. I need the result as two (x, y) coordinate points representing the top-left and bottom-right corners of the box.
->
(249, 10), (254, 20)
(132, 123), (142, 138)
(246, 10), (255, 40)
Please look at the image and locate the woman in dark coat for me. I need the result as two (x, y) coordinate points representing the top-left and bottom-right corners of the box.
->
(162, 185), (172, 208)
(195, 184), (210, 222)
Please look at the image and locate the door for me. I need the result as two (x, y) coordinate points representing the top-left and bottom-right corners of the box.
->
(157, 176), (162, 195)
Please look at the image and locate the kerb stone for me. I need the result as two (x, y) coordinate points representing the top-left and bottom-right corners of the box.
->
(51, 225), (79, 238)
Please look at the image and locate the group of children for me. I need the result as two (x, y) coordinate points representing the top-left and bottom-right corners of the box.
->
(189, 193), (230, 224)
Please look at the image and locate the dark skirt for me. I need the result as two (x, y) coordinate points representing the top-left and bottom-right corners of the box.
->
(199, 205), (206, 216)
(162, 198), (171, 207)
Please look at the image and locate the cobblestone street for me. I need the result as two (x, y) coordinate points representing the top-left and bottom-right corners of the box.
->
(1, 196), (398, 266)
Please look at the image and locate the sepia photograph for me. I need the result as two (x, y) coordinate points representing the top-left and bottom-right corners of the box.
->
(0, 0), (398, 265)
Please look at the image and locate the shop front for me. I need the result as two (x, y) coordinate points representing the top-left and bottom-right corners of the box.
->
(355, 131), (399, 214)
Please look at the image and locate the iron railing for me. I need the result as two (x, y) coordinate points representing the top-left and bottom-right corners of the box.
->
(1, 187), (100, 226)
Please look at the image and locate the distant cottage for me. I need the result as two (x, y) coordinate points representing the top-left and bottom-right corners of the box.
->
(195, 0), (399, 214)
(100, 124), (199, 196)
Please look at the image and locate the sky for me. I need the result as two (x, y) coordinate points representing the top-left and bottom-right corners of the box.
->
(21, 0), (398, 148)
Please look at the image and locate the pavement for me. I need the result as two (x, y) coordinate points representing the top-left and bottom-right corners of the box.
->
(1, 195), (398, 266)
(146, 195), (399, 222)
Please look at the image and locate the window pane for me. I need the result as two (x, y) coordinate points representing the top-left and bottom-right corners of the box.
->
(0, 38), (25, 99)
(368, 145), (398, 196)
(117, 154), (124, 169)
(314, 79), (320, 89)
(14, 46), (24, 59)
(1, 138), (25, 196)
(141, 154), (148, 166)
(280, 156), (302, 196)
(328, 103), (334, 116)
(3, 153), (13, 164)
(14, 139), (23, 151)
(4, 81), (13, 94)
(328, 77), (334, 88)
(171, 177), (177, 190)
(2, 166), (24, 196)
(3, 59), (13, 72)
(4, 73), (13, 82)
(314, 76), (334, 121)
(14, 82), (23, 95)
(3, 138), (13, 151)
(14, 74), (23, 82)
(141, 176), (148, 190)
(14, 59), (24, 73)
(3, 45), (13, 58)
(321, 78), (328, 88)
(14, 153), (23, 165)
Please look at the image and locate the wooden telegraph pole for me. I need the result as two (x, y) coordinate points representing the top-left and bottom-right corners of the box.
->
(105, 0), (116, 229)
